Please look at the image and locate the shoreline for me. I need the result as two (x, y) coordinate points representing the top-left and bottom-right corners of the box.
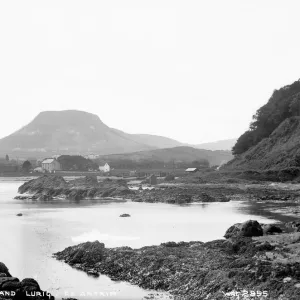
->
(54, 219), (300, 300)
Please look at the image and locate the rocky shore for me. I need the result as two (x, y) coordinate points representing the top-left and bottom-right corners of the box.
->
(0, 262), (53, 300)
(18, 174), (300, 204)
(16, 175), (134, 201)
(54, 219), (300, 300)
(16, 175), (235, 203)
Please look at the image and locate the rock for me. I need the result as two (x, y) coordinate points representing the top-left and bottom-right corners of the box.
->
(55, 241), (105, 266)
(0, 262), (11, 277)
(17, 175), (134, 201)
(0, 273), (7, 277)
(16, 213), (23, 217)
(120, 214), (131, 217)
(224, 220), (263, 239)
(286, 220), (300, 232)
(263, 224), (283, 235)
(54, 227), (300, 300)
(0, 277), (19, 288)
(18, 175), (66, 194)
(38, 194), (53, 201)
(20, 278), (40, 290)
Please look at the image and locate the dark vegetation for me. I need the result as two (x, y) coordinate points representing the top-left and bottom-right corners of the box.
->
(233, 79), (300, 155)
(57, 155), (98, 171)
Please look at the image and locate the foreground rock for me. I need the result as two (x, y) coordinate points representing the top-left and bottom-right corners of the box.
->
(54, 220), (300, 300)
(0, 262), (53, 299)
(128, 186), (230, 204)
(224, 220), (263, 239)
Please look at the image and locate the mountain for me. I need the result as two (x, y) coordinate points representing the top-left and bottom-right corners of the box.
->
(110, 129), (184, 149)
(0, 110), (183, 157)
(97, 146), (233, 167)
(225, 117), (300, 171)
(194, 139), (237, 151)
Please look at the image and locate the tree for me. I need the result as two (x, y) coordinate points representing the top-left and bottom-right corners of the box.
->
(22, 160), (32, 173)
(5, 154), (9, 162)
(233, 80), (300, 155)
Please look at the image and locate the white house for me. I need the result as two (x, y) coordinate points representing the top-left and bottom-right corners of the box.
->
(41, 158), (62, 173)
(99, 163), (110, 173)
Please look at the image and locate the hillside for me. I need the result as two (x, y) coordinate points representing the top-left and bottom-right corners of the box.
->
(96, 146), (233, 167)
(232, 79), (300, 155)
(195, 138), (237, 151)
(0, 110), (183, 157)
(110, 129), (184, 149)
(225, 116), (300, 171)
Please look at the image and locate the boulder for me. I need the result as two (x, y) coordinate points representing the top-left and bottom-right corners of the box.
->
(0, 277), (19, 288)
(285, 220), (300, 232)
(16, 213), (23, 217)
(224, 220), (263, 239)
(0, 262), (11, 277)
(262, 224), (283, 235)
(120, 214), (131, 217)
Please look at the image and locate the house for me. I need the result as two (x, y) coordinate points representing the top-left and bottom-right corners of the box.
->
(185, 168), (198, 173)
(99, 163), (110, 173)
(41, 158), (62, 173)
(148, 174), (157, 185)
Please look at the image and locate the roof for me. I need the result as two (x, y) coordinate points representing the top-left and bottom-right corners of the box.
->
(42, 158), (55, 164)
(185, 168), (198, 172)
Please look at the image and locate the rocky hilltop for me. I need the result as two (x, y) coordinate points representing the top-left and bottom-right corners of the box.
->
(0, 110), (184, 156)
(0, 262), (53, 300)
(54, 220), (300, 300)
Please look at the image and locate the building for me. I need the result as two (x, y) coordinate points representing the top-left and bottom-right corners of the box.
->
(99, 163), (110, 173)
(41, 158), (62, 173)
(148, 174), (157, 185)
(185, 168), (198, 173)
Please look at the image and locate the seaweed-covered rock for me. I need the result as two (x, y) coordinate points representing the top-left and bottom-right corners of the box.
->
(262, 224), (283, 235)
(18, 175), (66, 194)
(54, 226), (300, 300)
(224, 220), (263, 239)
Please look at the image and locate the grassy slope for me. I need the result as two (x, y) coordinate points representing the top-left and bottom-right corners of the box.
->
(225, 116), (300, 170)
(97, 146), (233, 166)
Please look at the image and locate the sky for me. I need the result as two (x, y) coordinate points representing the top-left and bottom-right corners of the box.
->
(1, 1), (300, 144)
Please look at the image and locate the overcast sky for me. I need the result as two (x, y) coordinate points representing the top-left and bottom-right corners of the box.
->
(1, 1), (300, 144)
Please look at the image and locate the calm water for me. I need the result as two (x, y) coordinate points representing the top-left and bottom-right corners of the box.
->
(0, 178), (296, 299)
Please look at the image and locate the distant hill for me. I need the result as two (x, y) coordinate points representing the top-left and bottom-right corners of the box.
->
(0, 110), (183, 157)
(97, 146), (233, 167)
(225, 117), (300, 171)
(111, 129), (184, 149)
(195, 139), (237, 151)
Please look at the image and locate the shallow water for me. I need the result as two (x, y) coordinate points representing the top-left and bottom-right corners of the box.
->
(0, 178), (296, 299)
